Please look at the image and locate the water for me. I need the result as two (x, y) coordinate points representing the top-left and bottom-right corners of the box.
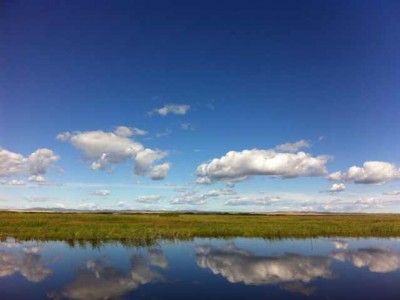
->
(1, 237), (400, 299)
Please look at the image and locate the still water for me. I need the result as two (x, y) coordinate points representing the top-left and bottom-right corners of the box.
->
(1, 237), (400, 299)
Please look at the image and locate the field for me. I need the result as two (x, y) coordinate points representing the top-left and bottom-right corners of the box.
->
(1, 211), (400, 245)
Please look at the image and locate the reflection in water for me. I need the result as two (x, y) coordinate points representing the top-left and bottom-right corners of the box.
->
(332, 247), (400, 273)
(196, 244), (333, 294)
(0, 246), (52, 282)
(50, 250), (165, 300)
(148, 248), (168, 269)
(1, 239), (400, 299)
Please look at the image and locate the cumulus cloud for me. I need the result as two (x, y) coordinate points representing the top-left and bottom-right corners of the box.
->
(114, 126), (147, 137)
(92, 189), (110, 196)
(225, 196), (280, 206)
(332, 248), (400, 273)
(196, 149), (330, 184)
(196, 244), (333, 289)
(0, 147), (59, 182)
(148, 104), (190, 116)
(150, 163), (171, 180)
(328, 183), (346, 193)
(27, 149), (59, 175)
(328, 161), (400, 185)
(57, 129), (169, 179)
(136, 195), (161, 203)
(0, 148), (26, 176)
(275, 140), (311, 152)
(28, 175), (46, 182)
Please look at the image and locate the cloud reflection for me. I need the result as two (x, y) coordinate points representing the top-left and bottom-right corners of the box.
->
(0, 246), (52, 282)
(52, 250), (166, 300)
(332, 247), (400, 273)
(196, 244), (333, 294)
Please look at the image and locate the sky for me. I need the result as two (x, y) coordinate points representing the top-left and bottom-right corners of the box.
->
(1, 0), (400, 212)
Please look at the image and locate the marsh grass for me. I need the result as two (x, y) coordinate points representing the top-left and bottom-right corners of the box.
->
(1, 212), (400, 244)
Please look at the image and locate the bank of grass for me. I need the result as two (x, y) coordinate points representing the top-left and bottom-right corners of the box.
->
(1, 211), (400, 243)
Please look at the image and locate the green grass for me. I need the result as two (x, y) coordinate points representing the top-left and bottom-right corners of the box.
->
(1, 212), (400, 245)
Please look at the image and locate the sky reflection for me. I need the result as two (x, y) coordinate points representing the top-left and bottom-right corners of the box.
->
(0, 238), (400, 299)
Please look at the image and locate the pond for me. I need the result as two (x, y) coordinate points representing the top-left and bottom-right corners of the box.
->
(1, 237), (400, 299)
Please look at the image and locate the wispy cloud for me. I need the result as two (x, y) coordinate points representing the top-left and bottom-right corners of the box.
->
(148, 104), (190, 116)
(91, 189), (110, 196)
(275, 140), (311, 152)
(136, 195), (162, 203)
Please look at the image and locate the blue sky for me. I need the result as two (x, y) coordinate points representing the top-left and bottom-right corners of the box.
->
(1, 0), (400, 212)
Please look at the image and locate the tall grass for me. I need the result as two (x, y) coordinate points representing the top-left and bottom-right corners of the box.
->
(1, 212), (400, 244)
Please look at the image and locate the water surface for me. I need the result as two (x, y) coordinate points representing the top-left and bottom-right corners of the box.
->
(1, 237), (400, 299)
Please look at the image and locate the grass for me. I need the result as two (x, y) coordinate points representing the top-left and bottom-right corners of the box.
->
(1, 212), (400, 245)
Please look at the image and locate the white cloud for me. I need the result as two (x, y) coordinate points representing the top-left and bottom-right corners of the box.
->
(92, 189), (110, 196)
(203, 188), (236, 197)
(78, 203), (98, 210)
(315, 197), (390, 212)
(170, 191), (207, 205)
(328, 161), (400, 185)
(326, 171), (342, 181)
(27, 149), (59, 175)
(0, 179), (26, 186)
(275, 140), (311, 152)
(0, 148), (26, 176)
(383, 190), (400, 195)
(155, 128), (172, 138)
(328, 183), (346, 193)
(136, 195), (161, 203)
(196, 149), (330, 184)
(148, 104), (190, 116)
(0, 147), (59, 182)
(170, 188), (236, 206)
(181, 123), (194, 130)
(150, 163), (171, 180)
(225, 196), (280, 206)
(114, 126), (147, 137)
(57, 129), (169, 179)
(28, 175), (46, 182)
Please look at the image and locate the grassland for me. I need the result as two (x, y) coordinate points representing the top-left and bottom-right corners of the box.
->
(1, 211), (400, 245)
